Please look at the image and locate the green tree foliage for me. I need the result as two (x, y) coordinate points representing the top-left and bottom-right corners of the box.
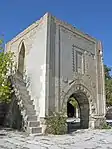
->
(68, 97), (78, 108)
(45, 111), (67, 135)
(0, 39), (14, 103)
(104, 64), (112, 80)
(104, 65), (112, 106)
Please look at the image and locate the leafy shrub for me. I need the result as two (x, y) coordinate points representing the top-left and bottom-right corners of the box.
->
(101, 122), (111, 129)
(0, 39), (14, 103)
(45, 111), (67, 135)
(69, 97), (78, 108)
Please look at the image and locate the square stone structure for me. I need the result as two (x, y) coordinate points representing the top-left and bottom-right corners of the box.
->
(6, 13), (106, 133)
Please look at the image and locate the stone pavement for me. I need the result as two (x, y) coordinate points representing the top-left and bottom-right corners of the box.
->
(0, 128), (112, 149)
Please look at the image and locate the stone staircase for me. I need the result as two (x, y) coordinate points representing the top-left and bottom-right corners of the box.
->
(10, 74), (42, 134)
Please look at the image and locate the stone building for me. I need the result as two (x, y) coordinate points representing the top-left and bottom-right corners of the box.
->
(6, 13), (106, 134)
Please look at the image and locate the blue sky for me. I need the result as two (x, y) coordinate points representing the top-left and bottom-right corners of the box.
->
(0, 0), (112, 66)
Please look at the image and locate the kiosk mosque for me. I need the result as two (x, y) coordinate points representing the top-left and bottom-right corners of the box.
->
(6, 13), (106, 134)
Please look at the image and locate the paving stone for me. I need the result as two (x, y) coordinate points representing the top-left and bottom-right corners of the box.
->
(0, 129), (112, 148)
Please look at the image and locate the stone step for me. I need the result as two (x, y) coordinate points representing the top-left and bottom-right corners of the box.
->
(17, 86), (28, 93)
(14, 74), (24, 81)
(28, 127), (42, 134)
(16, 80), (25, 86)
(20, 89), (29, 95)
(21, 95), (32, 102)
(29, 133), (43, 136)
(28, 121), (40, 127)
(26, 110), (36, 115)
(27, 115), (37, 121)
(24, 107), (34, 113)
(16, 84), (26, 90)
(23, 104), (35, 111)
(20, 98), (33, 107)
(15, 78), (26, 86)
(20, 93), (32, 100)
(19, 95), (31, 101)
(24, 104), (34, 111)
(20, 96), (33, 104)
(20, 98), (34, 107)
(11, 75), (42, 134)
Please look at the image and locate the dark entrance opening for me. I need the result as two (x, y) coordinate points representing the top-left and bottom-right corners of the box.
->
(17, 43), (25, 78)
(67, 92), (89, 132)
(67, 101), (75, 117)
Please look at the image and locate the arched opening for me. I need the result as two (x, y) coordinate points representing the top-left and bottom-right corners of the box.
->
(17, 43), (25, 78)
(67, 92), (89, 131)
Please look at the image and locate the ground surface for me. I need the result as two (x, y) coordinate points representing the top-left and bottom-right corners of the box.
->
(0, 129), (112, 149)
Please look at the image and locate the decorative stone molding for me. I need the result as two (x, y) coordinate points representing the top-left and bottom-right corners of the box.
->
(60, 82), (97, 126)
(72, 45), (75, 72)
(55, 17), (96, 44)
(62, 76), (68, 83)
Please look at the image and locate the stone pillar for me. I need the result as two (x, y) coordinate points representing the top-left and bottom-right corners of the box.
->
(46, 14), (56, 115)
(100, 42), (106, 116)
(93, 41), (106, 128)
(76, 108), (79, 118)
(98, 41), (106, 116)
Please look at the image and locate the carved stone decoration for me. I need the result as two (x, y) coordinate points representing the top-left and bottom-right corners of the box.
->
(91, 104), (96, 113)
(62, 76), (68, 83)
(72, 45), (75, 72)
(60, 81), (97, 129)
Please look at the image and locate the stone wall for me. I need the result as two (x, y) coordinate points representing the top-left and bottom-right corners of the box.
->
(6, 13), (48, 119)
(4, 93), (22, 130)
(6, 13), (106, 129)
(46, 13), (106, 127)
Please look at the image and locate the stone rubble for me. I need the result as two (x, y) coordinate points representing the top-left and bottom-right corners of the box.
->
(0, 129), (112, 149)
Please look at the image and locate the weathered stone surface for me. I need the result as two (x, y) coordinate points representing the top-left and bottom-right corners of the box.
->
(0, 129), (112, 149)
(6, 12), (106, 133)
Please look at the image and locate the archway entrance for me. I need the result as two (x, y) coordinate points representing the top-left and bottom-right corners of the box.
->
(67, 92), (89, 131)
(17, 43), (25, 78)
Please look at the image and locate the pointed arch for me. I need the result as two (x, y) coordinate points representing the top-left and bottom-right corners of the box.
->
(17, 42), (25, 77)
(60, 82), (96, 129)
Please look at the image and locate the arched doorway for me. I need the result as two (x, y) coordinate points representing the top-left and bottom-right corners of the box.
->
(17, 43), (25, 78)
(67, 92), (89, 129)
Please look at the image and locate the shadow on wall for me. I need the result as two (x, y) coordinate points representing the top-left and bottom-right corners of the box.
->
(0, 103), (9, 126)
(4, 92), (23, 131)
(67, 93), (89, 133)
